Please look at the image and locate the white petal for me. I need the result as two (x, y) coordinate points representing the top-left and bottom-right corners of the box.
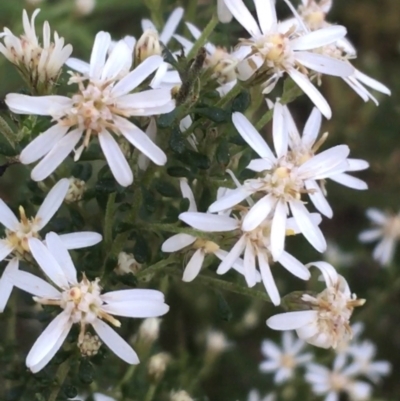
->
(224, 0), (262, 37)
(98, 129), (133, 187)
(373, 238), (395, 266)
(35, 178), (69, 229)
(65, 57), (90, 75)
(254, 0), (277, 34)
(162, 233), (196, 252)
(57, 232), (103, 249)
(101, 40), (132, 81)
(287, 68), (332, 119)
(295, 52), (354, 77)
(267, 310), (318, 330)
(160, 7), (184, 44)
(5, 94), (72, 116)
(0, 199), (19, 231)
(302, 107), (321, 148)
(208, 186), (256, 213)
(270, 200), (287, 261)
(0, 240), (14, 263)
(232, 112), (276, 160)
(180, 179), (197, 212)
(258, 251), (280, 305)
(366, 208), (387, 225)
(306, 261), (338, 287)
(179, 212), (238, 232)
(218, 0), (233, 23)
(247, 158), (274, 172)
(217, 235), (246, 274)
(102, 300), (169, 318)
(101, 288), (165, 303)
(0, 259), (18, 312)
(242, 194), (276, 231)
(272, 102), (288, 157)
(114, 116), (166, 166)
(182, 249), (205, 282)
(305, 179), (333, 218)
(290, 200), (326, 253)
(243, 241), (258, 287)
(116, 88), (172, 109)
(278, 251), (310, 280)
(347, 158), (369, 172)
(111, 55), (163, 97)
(89, 31), (111, 80)
(31, 128), (82, 182)
(330, 173), (367, 190)
(286, 213), (322, 234)
(354, 69), (391, 95)
(28, 237), (69, 288)
(20, 124), (69, 165)
(358, 229), (382, 243)
(27, 311), (72, 372)
(91, 319), (139, 364)
(45, 232), (78, 284)
(141, 19), (157, 32)
(290, 26), (347, 51)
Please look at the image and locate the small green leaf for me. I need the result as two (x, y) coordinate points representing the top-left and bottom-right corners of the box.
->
(217, 292), (233, 321)
(195, 107), (229, 123)
(78, 359), (94, 384)
(95, 178), (117, 194)
(133, 235), (149, 263)
(63, 385), (78, 399)
(167, 166), (194, 178)
(169, 127), (187, 154)
(216, 139), (231, 165)
(157, 109), (179, 128)
(231, 91), (251, 112)
(154, 180), (180, 198)
(177, 150), (210, 170)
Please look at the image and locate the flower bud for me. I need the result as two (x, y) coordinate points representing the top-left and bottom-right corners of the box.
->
(137, 317), (162, 345)
(65, 177), (86, 203)
(205, 330), (230, 362)
(75, 0), (96, 16)
(148, 352), (171, 382)
(170, 390), (194, 401)
(135, 29), (162, 65)
(115, 252), (142, 276)
(78, 332), (102, 357)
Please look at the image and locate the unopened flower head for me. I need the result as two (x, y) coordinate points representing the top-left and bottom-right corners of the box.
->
(359, 208), (400, 266)
(0, 9), (72, 94)
(148, 352), (171, 382)
(75, 0), (96, 16)
(115, 251), (142, 275)
(6, 232), (169, 372)
(135, 29), (162, 64)
(78, 332), (102, 357)
(6, 31), (175, 187)
(137, 317), (162, 344)
(65, 177), (86, 203)
(267, 262), (365, 349)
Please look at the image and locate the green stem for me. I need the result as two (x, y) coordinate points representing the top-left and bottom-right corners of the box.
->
(47, 358), (71, 401)
(144, 383), (158, 401)
(255, 109), (273, 131)
(215, 82), (242, 108)
(117, 364), (137, 388)
(104, 192), (116, 251)
(0, 116), (17, 149)
(187, 14), (219, 60)
(136, 255), (178, 280)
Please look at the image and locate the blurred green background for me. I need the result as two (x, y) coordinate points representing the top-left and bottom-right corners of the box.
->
(1, 0), (400, 400)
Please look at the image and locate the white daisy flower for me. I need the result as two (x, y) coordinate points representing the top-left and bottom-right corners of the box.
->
(5, 232), (169, 373)
(305, 353), (372, 401)
(267, 262), (365, 349)
(344, 340), (391, 383)
(6, 31), (175, 187)
(223, 0), (354, 118)
(259, 331), (313, 384)
(162, 180), (254, 282)
(358, 208), (400, 266)
(179, 207), (321, 305)
(0, 9), (72, 94)
(0, 178), (102, 312)
(209, 111), (350, 258)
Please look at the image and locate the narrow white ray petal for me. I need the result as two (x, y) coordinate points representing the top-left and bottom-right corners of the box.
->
(278, 251), (310, 280)
(102, 300), (169, 317)
(354, 69), (391, 95)
(35, 178), (69, 229)
(0, 240), (14, 263)
(89, 31), (111, 80)
(287, 68), (332, 119)
(28, 238), (69, 288)
(150, 62), (170, 89)
(98, 129), (133, 187)
(91, 319), (139, 364)
(208, 186), (256, 213)
(305, 179), (333, 218)
(130, 101), (175, 116)
(31, 129), (82, 182)
(254, 0), (277, 34)
(116, 88), (172, 109)
(267, 310), (318, 330)
(233, 112), (276, 160)
(347, 158), (369, 172)
(162, 233), (196, 252)
(182, 249), (205, 282)
(294, 52), (354, 77)
(358, 229), (382, 243)
(306, 261), (338, 287)
(290, 26), (347, 51)
(65, 57), (90, 75)
(366, 208), (387, 225)
(243, 241), (258, 287)
(217, 235), (246, 274)
(224, 0), (262, 37)
(5, 94), (72, 116)
(0, 199), (19, 231)
(179, 212), (238, 232)
(286, 213), (322, 234)
(247, 158), (274, 172)
(111, 55), (163, 97)
(0, 259), (18, 312)
(160, 7), (184, 44)
(302, 107), (322, 148)
(272, 102), (288, 157)
(20, 124), (69, 165)
(180, 179), (197, 212)
(114, 116), (166, 166)
(298, 145), (350, 180)
(7, 269), (60, 298)
(173, 34), (194, 53)
(373, 238), (395, 266)
(27, 311), (72, 372)
(185, 23), (216, 54)
(296, 322), (319, 341)
(270, 200), (287, 261)
(344, 76), (372, 103)
(242, 194), (276, 232)
(101, 40), (132, 81)
(45, 233), (78, 284)
(101, 289), (165, 303)
(57, 232), (102, 249)
(290, 200), (326, 253)
(258, 251), (280, 305)
(330, 173), (368, 190)
(218, 0), (233, 23)
(141, 19), (157, 32)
